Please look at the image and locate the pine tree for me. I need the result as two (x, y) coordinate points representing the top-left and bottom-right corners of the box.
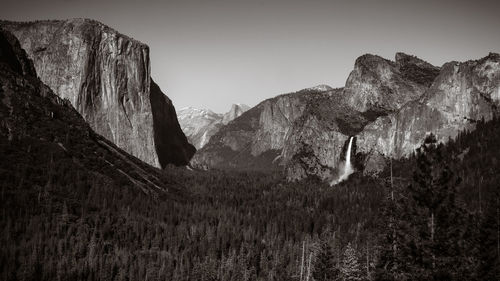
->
(476, 198), (500, 280)
(313, 238), (338, 281)
(375, 134), (473, 281)
(341, 243), (362, 281)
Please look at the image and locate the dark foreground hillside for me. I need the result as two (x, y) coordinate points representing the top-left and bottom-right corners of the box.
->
(1, 28), (499, 280)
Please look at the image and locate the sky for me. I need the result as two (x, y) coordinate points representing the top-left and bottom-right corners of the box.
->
(1, 0), (499, 113)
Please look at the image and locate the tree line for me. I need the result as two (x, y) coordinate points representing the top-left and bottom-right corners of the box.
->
(1, 117), (499, 280)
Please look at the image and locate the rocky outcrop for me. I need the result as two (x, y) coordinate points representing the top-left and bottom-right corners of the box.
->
(222, 104), (250, 125)
(344, 53), (440, 113)
(1, 19), (195, 167)
(194, 53), (499, 182)
(0, 28), (174, 194)
(191, 86), (347, 172)
(177, 104), (249, 149)
(357, 53), (500, 160)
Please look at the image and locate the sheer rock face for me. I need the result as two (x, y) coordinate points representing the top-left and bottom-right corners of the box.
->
(357, 53), (500, 160)
(0, 29), (175, 194)
(1, 19), (195, 167)
(195, 53), (499, 182)
(191, 88), (316, 171)
(191, 86), (355, 175)
(177, 104), (249, 149)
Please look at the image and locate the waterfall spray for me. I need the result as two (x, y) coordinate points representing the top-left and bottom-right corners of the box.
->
(330, 136), (354, 186)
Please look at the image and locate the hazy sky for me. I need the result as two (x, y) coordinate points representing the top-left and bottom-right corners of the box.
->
(1, 0), (499, 112)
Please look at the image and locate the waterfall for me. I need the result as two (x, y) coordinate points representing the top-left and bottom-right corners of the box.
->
(330, 136), (354, 186)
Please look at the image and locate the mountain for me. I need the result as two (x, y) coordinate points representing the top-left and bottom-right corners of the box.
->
(191, 85), (350, 172)
(177, 104), (249, 149)
(0, 19), (195, 168)
(221, 103), (251, 125)
(357, 53), (500, 173)
(0, 28), (177, 195)
(193, 53), (500, 181)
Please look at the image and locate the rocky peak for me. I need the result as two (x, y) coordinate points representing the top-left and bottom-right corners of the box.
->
(178, 104), (250, 149)
(1, 19), (195, 167)
(194, 53), (498, 182)
(222, 103), (250, 124)
(306, 84), (334, 92)
(344, 53), (438, 113)
(178, 107), (222, 121)
(357, 52), (500, 171)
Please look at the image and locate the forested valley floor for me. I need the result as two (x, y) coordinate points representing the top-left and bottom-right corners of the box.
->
(1, 118), (500, 281)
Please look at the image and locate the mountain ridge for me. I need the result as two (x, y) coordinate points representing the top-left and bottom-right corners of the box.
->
(193, 52), (500, 181)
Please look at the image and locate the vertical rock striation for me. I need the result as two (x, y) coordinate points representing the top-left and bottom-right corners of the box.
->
(0, 28), (175, 194)
(1, 19), (195, 167)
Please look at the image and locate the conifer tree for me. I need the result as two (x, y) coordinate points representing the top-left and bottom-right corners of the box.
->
(376, 134), (473, 280)
(313, 238), (338, 281)
(341, 243), (362, 281)
(476, 198), (500, 280)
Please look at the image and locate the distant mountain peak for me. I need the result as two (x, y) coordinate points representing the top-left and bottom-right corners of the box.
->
(230, 103), (251, 110)
(178, 104), (250, 149)
(306, 84), (334, 92)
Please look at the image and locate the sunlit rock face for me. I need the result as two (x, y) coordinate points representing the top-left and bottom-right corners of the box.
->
(194, 53), (499, 182)
(177, 104), (249, 149)
(191, 87), (326, 171)
(1, 19), (195, 167)
(192, 86), (365, 177)
(0, 29), (173, 193)
(222, 104), (250, 125)
(357, 53), (500, 160)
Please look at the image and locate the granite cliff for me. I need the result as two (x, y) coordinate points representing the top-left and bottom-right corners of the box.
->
(191, 85), (344, 172)
(0, 28), (176, 194)
(357, 53), (500, 169)
(177, 104), (249, 149)
(1, 19), (195, 167)
(193, 53), (500, 181)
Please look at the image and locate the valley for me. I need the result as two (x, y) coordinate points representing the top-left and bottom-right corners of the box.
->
(1, 13), (499, 281)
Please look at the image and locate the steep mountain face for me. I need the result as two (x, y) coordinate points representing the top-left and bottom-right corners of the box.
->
(357, 53), (500, 163)
(194, 53), (500, 181)
(177, 104), (249, 149)
(191, 86), (349, 172)
(0, 28), (176, 195)
(0, 19), (195, 167)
